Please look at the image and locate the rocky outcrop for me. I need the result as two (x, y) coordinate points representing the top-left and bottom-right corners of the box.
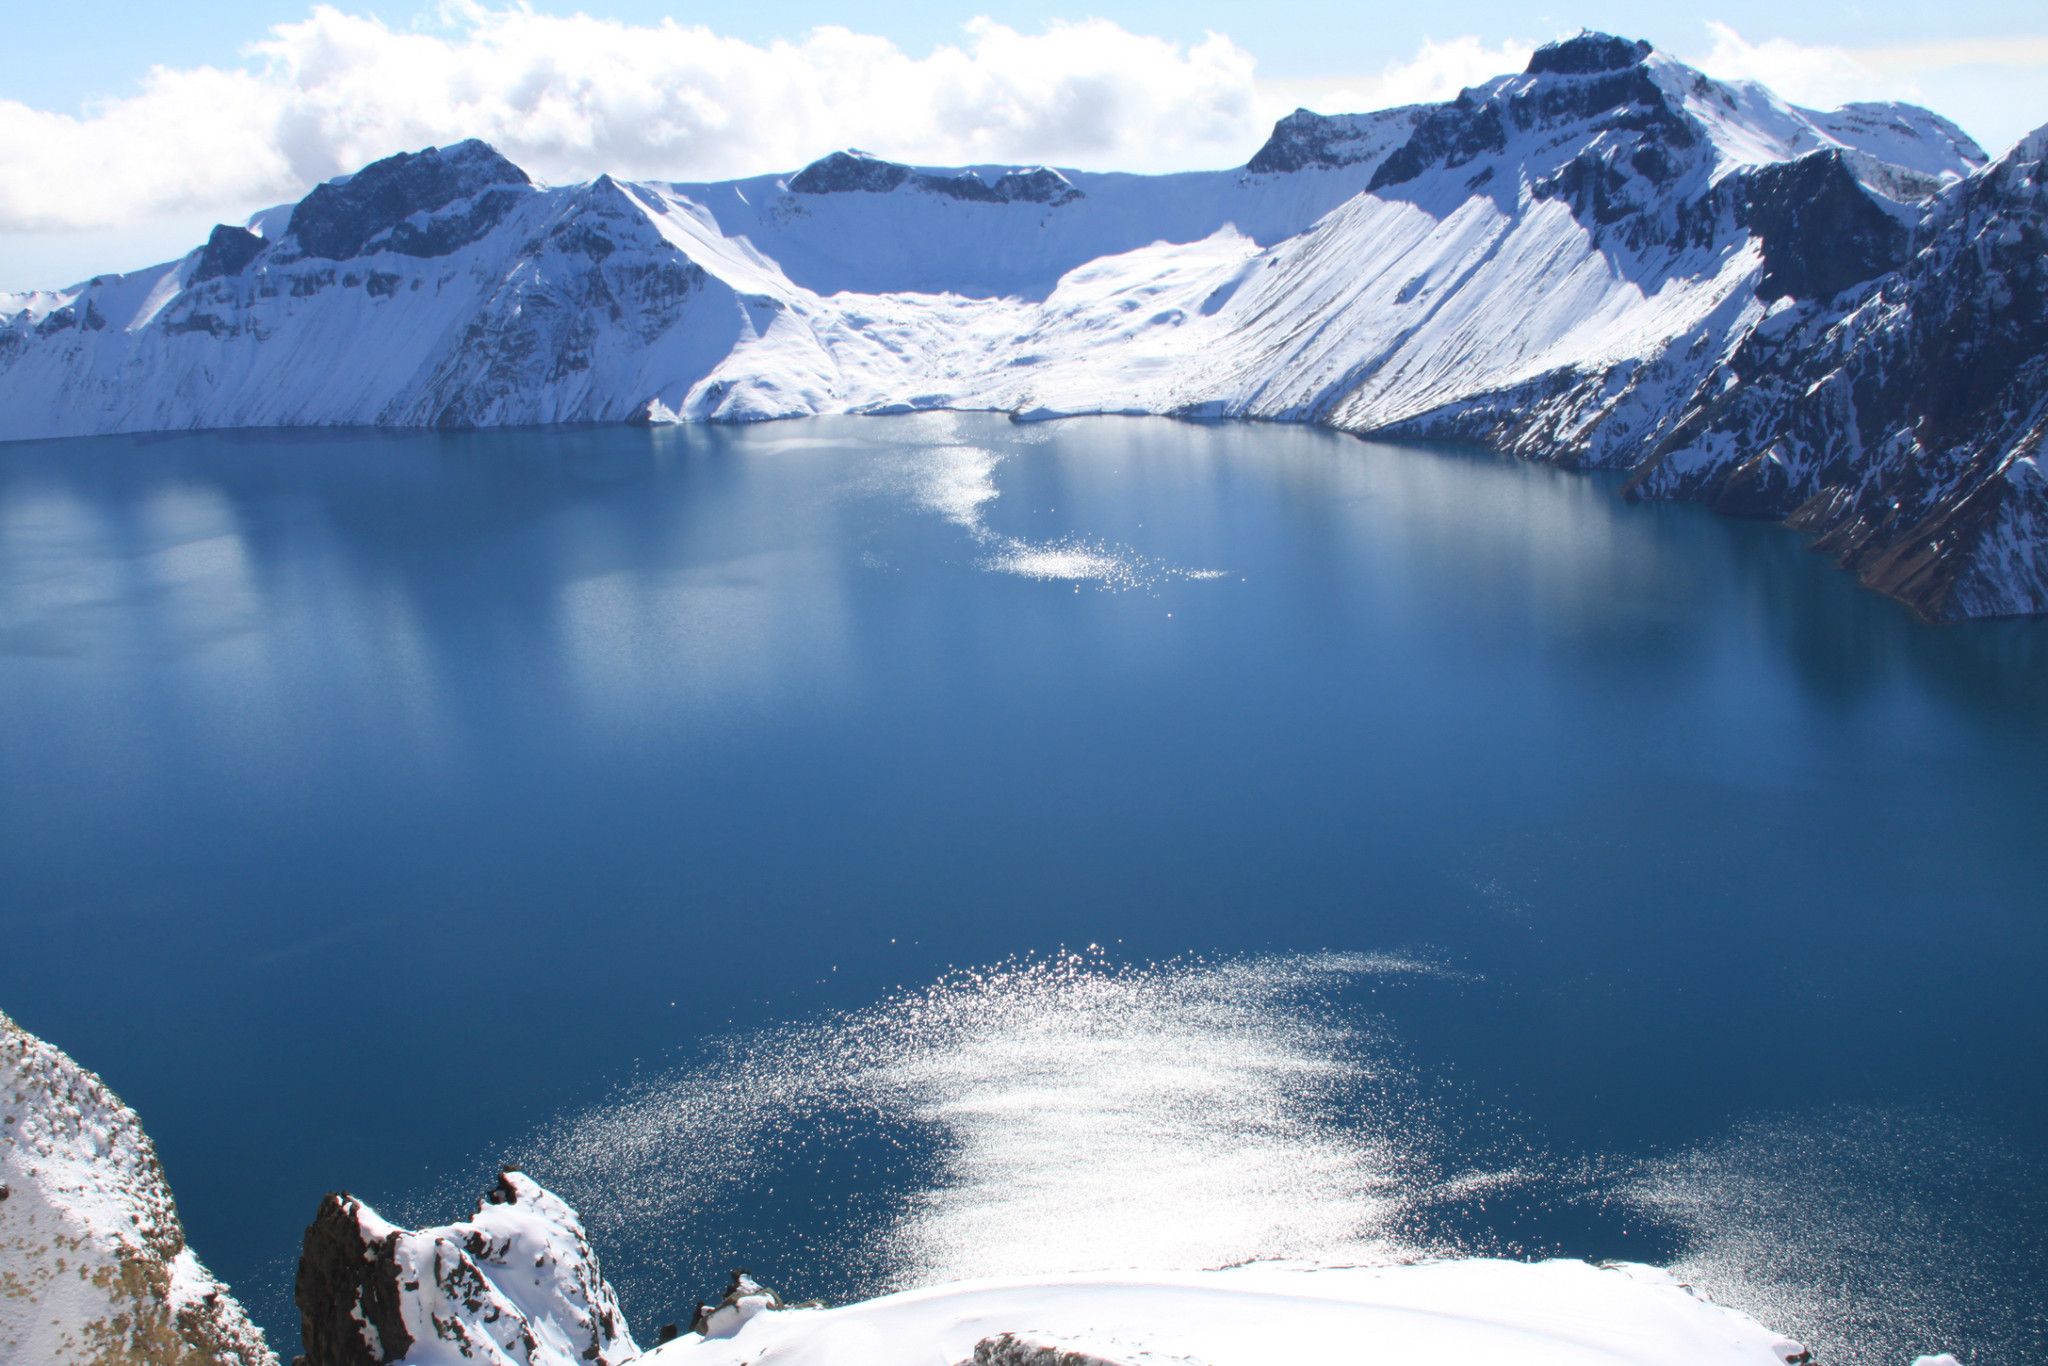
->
(0, 1009), (276, 1366)
(285, 140), (533, 261)
(1246, 108), (1421, 175)
(294, 1170), (638, 1366)
(193, 225), (267, 283)
(788, 151), (1083, 205)
(688, 1271), (784, 1339)
(1630, 125), (2048, 620)
(1737, 151), (1910, 301)
(967, 1332), (1156, 1366)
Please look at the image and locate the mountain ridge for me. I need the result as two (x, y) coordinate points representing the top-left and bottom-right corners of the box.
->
(2, 31), (2041, 620)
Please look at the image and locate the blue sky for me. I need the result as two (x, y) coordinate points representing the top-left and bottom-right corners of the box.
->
(4, 2), (2046, 290)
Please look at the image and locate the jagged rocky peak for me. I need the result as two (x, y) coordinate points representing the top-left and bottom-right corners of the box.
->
(294, 1168), (637, 1366)
(1525, 31), (1654, 76)
(1246, 106), (1421, 174)
(1369, 31), (1687, 193)
(193, 224), (266, 283)
(787, 149), (910, 194)
(989, 166), (1079, 204)
(285, 139), (534, 261)
(0, 1009), (276, 1365)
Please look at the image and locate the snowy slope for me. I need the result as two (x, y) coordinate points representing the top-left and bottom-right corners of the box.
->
(0, 1010), (276, 1366)
(649, 1260), (1812, 1366)
(284, 1175), (1843, 1366)
(2, 32), (2036, 616)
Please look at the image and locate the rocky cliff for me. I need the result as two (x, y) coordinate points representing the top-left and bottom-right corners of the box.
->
(293, 1170), (637, 1366)
(0, 1010), (276, 1366)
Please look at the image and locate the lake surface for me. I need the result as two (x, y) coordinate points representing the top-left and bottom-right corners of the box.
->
(1, 414), (2044, 1363)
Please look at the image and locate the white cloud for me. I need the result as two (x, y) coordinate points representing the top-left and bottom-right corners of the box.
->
(1266, 35), (1535, 118)
(1687, 22), (1905, 111)
(1682, 22), (2048, 157)
(0, 5), (1266, 237)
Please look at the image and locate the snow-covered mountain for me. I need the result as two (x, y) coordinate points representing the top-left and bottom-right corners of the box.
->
(1629, 127), (2048, 620)
(0, 1009), (276, 1366)
(4, 31), (2040, 618)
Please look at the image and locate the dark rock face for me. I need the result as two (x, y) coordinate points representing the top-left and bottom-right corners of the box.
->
(295, 1195), (414, 1366)
(1738, 151), (1909, 301)
(1526, 33), (1653, 76)
(287, 140), (532, 261)
(1248, 108), (1415, 174)
(293, 1170), (638, 1366)
(992, 167), (1080, 204)
(1369, 96), (1508, 191)
(1630, 132), (2048, 619)
(193, 225), (265, 283)
(419, 177), (708, 428)
(788, 151), (913, 195)
(1371, 34), (1688, 196)
(789, 151), (1081, 205)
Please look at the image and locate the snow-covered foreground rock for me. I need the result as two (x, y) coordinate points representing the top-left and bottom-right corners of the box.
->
(1, 29), (2041, 617)
(0, 1009), (275, 1365)
(649, 1260), (1811, 1366)
(294, 1171), (637, 1366)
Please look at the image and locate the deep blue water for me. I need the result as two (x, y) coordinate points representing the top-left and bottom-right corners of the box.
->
(1, 415), (2044, 1363)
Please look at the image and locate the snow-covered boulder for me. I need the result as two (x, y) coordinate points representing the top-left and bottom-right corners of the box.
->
(0, 1008), (276, 1365)
(294, 1170), (638, 1366)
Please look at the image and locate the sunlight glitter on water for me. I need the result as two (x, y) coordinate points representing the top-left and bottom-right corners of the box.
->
(897, 444), (1225, 591)
(506, 948), (2047, 1365)
(524, 952), (1463, 1288)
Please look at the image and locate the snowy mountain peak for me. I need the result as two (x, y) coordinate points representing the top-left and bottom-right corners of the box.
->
(1368, 34), (1693, 194)
(284, 139), (534, 261)
(1246, 106), (1424, 175)
(1524, 31), (1655, 76)
(1811, 103), (1987, 181)
(786, 149), (913, 194)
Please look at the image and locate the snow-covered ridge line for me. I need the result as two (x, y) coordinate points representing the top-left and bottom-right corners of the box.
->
(286, 1171), (1847, 1366)
(647, 1260), (1819, 1366)
(0, 1009), (276, 1365)
(1, 30), (2039, 619)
